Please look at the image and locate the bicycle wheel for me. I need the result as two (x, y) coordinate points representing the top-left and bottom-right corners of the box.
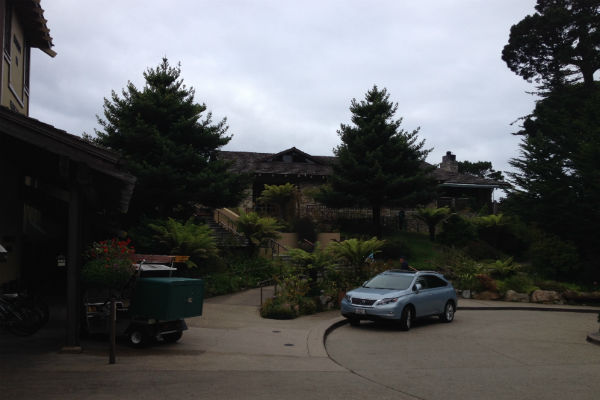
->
(5, 300), (46, 336)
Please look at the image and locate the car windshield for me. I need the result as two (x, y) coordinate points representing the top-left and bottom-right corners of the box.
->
(363, 274), (414, 290)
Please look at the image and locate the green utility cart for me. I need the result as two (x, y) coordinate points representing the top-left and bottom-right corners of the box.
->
(126, 277), (204, 346)
(83, 259), (204, 347)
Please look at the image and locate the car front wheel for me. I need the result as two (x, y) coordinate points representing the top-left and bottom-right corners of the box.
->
(398, 305), (413, 331)
(440, 301), (455, 323)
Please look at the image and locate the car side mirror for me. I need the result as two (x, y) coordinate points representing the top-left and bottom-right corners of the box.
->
(414, 283), (422, 292)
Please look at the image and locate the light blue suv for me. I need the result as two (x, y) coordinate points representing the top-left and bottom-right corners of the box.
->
(341, 270), (457, 330)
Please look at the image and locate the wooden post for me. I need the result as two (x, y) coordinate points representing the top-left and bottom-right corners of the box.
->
(109, 298), (116, 364)
(65, 184), (82, 350)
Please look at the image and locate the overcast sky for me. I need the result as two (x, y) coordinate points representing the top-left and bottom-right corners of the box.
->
(30, 0), (538, 178)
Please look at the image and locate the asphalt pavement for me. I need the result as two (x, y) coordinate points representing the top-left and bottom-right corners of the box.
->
(1, 289), (599, 400)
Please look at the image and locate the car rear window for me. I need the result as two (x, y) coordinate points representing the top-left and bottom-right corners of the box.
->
(364, 274), (414, 290)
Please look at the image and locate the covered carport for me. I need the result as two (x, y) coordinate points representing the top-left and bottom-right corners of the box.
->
(0, 106), (135, 349)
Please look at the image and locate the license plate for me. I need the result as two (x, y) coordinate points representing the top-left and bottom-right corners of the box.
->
(355, 308), (366, 315)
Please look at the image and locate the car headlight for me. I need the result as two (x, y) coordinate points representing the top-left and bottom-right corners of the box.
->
(344, 294), (352, 302)
(377, 297), (399, 306)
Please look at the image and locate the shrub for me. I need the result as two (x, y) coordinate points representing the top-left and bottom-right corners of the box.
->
(236, 211), (282, 252)
(260, 298), (298, 319)
(258, 183), (299, 222)
(462, 240), (507, 261)
(148, 218), (218, 268)
(380, 236), (410, 260)
(529, 232), (580, 279)
(484, 257), (520, 279)
(81, 238), (135, 291)
(292, 217), (317, 244)
(437, 214), (477, 247)
(328, 237), (385, 270)
(298, 296), (319, 315)
(202, 255), (278, 296)
(414, 206), (451, 241)
(475, 274), (497, 292)
(497, 274), (538, 295)
(534, 280), (583, 293)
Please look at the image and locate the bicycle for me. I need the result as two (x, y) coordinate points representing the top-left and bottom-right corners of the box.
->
(0, 291), (49, 336)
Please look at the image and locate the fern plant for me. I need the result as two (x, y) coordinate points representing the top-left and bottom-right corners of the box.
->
(328, 237), (385, 268)
(414, 206), (450, 241)
(258, 183), (299, 221)
(236, 211), (282, 253)
(149, 218), (217, 267)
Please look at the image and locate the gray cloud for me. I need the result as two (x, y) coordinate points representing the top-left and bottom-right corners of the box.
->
(30, 0), (538, 178)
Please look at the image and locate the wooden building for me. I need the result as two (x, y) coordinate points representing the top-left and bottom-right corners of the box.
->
(0, 1), (135, 349)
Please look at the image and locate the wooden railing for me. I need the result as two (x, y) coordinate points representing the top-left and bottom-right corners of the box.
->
(214, 208), (240, 234)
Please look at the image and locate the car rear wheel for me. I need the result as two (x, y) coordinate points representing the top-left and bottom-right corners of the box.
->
(398, 305), (413, 331)
(128, 328), (150, 348)
(440, 301), (455, 323)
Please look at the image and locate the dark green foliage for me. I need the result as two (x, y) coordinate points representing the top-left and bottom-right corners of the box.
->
(236, 211), (282, 253)
(462, 240), (507, 261)
(505, 84), (600, 278)
(379, 236), (410, 260)
(128, 217), (172, 254)
(93, 58), (248, 223)
(258, 183), (299, 222)
(502, 0), (600, 90)
(414, 206), (450, 241)
(81, 258), (134, 291)
(292, 217), (317, 245)
(128, 217), (218, 269)
(437, 214), (478, 247)
(528, 231), (581, 279)
(497, 274), (538, 294)
(503, 1), (600, 280)
(201, 255), (278, 297)
(323, 86), (437, 237)
(260, 298), (299, 319)
(458, 160), (505, 181)
(147, 218), (218, 268)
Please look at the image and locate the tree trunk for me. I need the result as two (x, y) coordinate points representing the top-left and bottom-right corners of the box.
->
(372, 205), (382, 239)
(428, 224), (436, 241)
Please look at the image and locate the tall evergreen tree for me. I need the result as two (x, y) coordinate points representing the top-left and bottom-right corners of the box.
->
(505, 84), (600, 263)
(326, 86), (436, 237)
(93, 58), (248, 224)
(502, 0), (600, 91)
(458, 160), (505, 181)
(502, 1), (600, 279)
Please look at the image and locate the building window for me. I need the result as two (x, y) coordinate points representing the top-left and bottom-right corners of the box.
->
(3, 1), (11, 58)
(24, 46), (30, 91)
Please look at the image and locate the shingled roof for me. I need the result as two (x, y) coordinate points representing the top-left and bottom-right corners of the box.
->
(219, 147), (335, 177)
(14, 0), (56, 57)
(219, 147), (508, 189)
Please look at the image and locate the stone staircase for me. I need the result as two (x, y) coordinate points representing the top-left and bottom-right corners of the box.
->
(199, 215), (249, 248)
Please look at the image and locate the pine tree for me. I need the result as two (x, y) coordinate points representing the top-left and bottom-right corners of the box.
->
(502, 0), (600, 91)
(93, 58), (248, 223)
(505, 84), (600, 277)
(327, 85), (436, 237)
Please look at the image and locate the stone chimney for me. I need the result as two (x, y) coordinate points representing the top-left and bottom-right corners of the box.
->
(440, 151), (458, 173)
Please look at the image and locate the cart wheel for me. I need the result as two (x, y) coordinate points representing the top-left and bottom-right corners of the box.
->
(162, 331), (183, 343)
(128, 329), (148, 348)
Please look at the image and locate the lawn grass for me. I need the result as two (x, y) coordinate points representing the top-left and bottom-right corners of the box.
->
(380, 231), (445, 271)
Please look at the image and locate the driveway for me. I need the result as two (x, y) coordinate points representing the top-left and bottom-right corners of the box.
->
(326, 309), (600, 400)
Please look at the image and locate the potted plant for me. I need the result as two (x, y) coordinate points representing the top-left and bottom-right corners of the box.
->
(81, 238), (136, 295)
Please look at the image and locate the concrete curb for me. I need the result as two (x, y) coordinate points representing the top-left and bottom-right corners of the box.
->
(312, 305), (600, 357)
(459, 305), (600, 313)
(587, 332), (600, 346)
(307, 316), (347, 358)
